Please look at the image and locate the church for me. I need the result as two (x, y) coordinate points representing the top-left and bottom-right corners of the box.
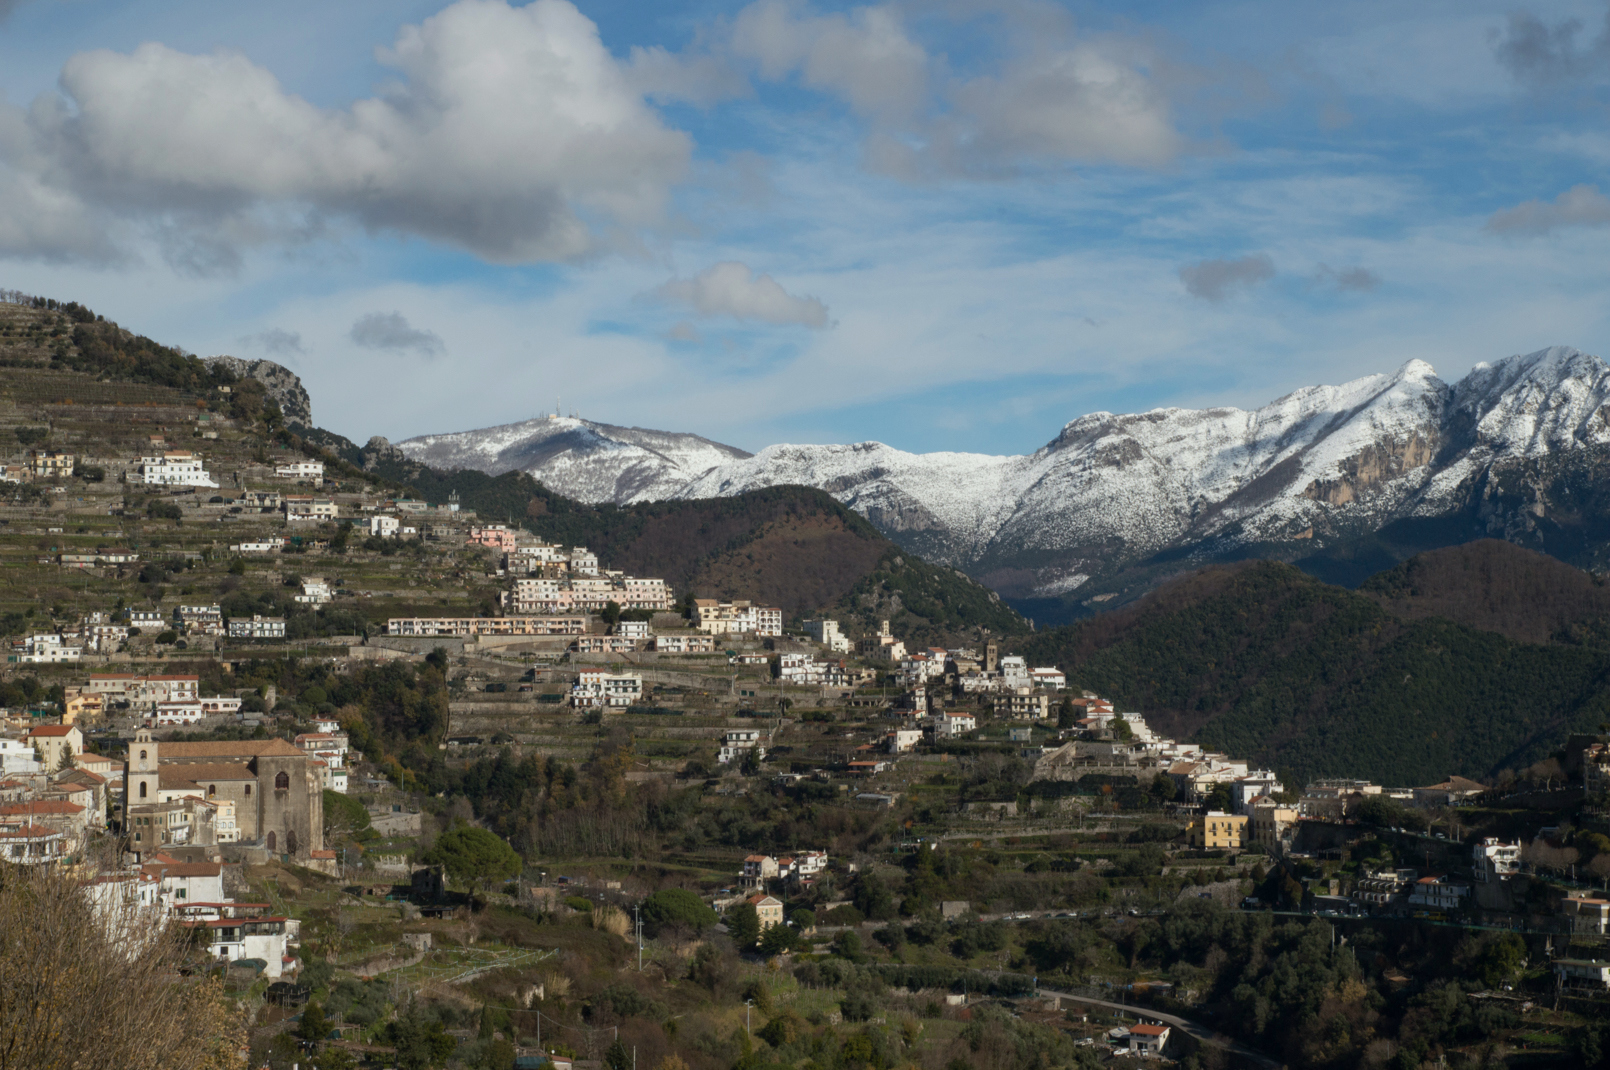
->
(123, 730), (324, 860)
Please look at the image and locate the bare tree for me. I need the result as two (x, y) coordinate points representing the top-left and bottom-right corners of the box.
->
(0, 862), (246, 1070)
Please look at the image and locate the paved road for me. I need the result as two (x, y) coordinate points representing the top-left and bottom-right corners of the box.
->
(1039, 988), (1284, 1070)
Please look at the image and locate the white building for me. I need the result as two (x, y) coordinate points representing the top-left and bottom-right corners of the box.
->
(283, 497), (337, 522)
(719, 729), (765, 764)
(7, 633), (82, 664)
(230, 541), (281, 554)
(0, 738), (43, 776)
(1029, 667), (1066, 690)
(692, 600), (784, 638)
(0, 821), (66, 864)
(177, 605), (224, 636)
(999, 656), (1031, 688)
(295, 732), (349, 769)
(368, 515), (400, 538)
(274, 461), (324, 484)
(140, 451), (218, 488)
(569, 670), (643, 708)
(295, 578), (332, 605)
(1473, 839), (1521, 883)
(173, 903), (291, 979)
(1231, 772), (1286, 813)
(802, 619), (851, 653)
(227, 615), (286, 639)
(927, 713), (977, 739)
(652, 633), (716, 654)
(154, 702), (205, 726)
(886, 728), (923, 753)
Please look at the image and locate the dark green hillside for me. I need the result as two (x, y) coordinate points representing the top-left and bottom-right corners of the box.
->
(1359, 538), (1610, 645)
(1019, 560), (1610, 786)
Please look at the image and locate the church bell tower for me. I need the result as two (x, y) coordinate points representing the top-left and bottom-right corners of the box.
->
(126, 728), (160, 806)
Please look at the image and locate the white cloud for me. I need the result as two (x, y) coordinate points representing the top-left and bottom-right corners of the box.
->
(1487, 184), (1610, 235)
(656, 261), (829, 327)
(1179, 253), (1275, 301)
(936, 40), (1183, 171)
(725, 0), (1182, 176)
(731, 1), (930, 123)
(627, 44), (750, 106)
(0, 0), (689, 268)
(350, 312), (444, 356)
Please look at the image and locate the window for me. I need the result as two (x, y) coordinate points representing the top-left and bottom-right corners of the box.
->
(208, 784), (216, 797)
(244, 784), (251, 796)
(139, 750), (146, 761)
(274, 772), (289, 790)
(266, 831), (275, 852)
(139, 782), (147, 799)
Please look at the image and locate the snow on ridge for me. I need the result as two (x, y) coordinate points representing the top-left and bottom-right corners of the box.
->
(387, 346), (1610, 587)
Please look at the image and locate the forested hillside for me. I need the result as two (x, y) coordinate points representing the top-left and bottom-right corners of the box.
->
(1020, 559), (1610, 786)
(1358, 538), (1610, 645)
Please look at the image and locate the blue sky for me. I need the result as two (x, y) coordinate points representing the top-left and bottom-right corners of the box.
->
(1, 0), (1608, 456)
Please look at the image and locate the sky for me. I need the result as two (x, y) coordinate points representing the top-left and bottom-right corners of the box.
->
(1, 0), (1608, 456)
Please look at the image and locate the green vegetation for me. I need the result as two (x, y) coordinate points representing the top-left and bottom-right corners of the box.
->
(421, 825), (523, 894)
(1022, 560), (1610, 784)
(641, 888), (717, 936)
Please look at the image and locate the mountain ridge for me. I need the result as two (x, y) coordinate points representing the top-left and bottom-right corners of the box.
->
(397, 346), (1610, 621)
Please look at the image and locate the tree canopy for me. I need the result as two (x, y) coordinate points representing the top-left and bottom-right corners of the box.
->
(640, 888), (717, 937)
(420, 826), (520, 891)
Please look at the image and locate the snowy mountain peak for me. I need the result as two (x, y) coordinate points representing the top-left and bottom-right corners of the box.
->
(399, 345), (1610, 615)
(396, 414), (751, 503)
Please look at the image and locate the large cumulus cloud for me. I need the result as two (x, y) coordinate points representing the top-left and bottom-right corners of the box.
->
(0, 0), (690, 270)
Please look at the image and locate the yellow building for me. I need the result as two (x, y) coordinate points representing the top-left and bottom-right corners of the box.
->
(1187, 810), (1247, 849)
(62, 689), (104, 726)
(747, 894), (786, 930)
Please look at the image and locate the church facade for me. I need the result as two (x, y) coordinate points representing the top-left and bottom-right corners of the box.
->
(123, 731), (324, 860)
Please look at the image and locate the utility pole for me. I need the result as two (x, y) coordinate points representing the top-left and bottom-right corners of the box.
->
(745, 999), (753, 1035)
(635, 903), (642, 971)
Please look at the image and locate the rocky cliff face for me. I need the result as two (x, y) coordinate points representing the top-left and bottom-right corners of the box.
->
(204, 356), (313, 427)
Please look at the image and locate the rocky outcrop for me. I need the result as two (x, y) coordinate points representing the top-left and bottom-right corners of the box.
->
(204, 356), (313, 427)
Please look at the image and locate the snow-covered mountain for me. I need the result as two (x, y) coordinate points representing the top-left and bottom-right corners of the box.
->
(400, 347), (1610, 615)
(679, 348), (1610, 598)
(396, 415), (752, 504)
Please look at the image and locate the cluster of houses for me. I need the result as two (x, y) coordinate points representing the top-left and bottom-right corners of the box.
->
(0, 448), (76, 483)
(5, 597), (300, 664)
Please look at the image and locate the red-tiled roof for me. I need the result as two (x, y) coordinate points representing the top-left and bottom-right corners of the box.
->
(1131, 1024), (1169, 1036)
(0, 823), (60, 838)
(0, 800), (85, 815)
(29, 725), (76, 737)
